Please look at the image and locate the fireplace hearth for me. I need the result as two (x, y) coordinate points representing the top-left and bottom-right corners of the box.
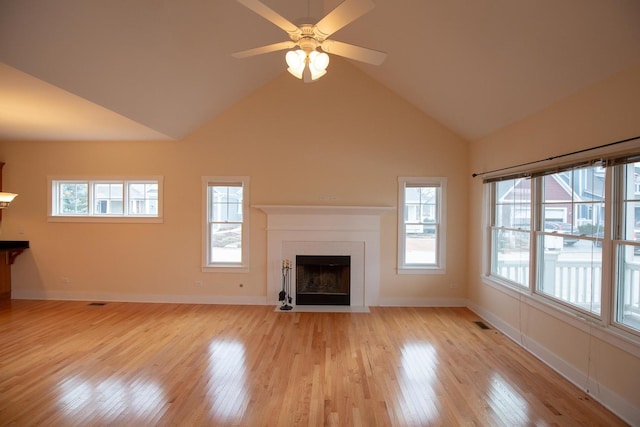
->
(296, 255), (350, 305)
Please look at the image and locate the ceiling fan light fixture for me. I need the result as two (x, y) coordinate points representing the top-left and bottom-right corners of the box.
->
(234, 0), (386, 81)
(285, 49), (306, 79)
(309, 51), (329, 73)
(0, 192), (18, 209)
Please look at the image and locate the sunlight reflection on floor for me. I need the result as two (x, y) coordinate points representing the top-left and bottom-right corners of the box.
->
(488, 372), (530, 425)
(396, 341), (440, 425)
(57, 376), (166, 420)
(207, 339), (249, 422)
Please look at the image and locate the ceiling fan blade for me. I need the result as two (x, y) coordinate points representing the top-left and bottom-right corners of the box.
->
(232, 41), (296, 59)
(321, 40), (387, 65)
(236, 0), (301, 36)
(315, 0), (375, 38)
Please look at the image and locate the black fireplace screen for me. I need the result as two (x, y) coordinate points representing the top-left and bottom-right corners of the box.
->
(296, 255), (350, 305)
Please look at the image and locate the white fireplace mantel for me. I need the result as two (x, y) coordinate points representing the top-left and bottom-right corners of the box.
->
(254, 205), (395, 216)
(255, 205), (394, 308)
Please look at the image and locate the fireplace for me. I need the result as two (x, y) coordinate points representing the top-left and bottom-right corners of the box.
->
(255, 204), (393, 308)
(296, 255), (350, 305)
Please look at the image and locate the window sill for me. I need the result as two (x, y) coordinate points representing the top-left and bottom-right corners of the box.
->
(398, 266), (445, 275)
(48, 216), (163, 224)
(202, 266), (249, 274)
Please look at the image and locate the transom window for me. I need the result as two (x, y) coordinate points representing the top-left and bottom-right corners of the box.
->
(49, 177), (162, 222)
(398, 177), (446, 274)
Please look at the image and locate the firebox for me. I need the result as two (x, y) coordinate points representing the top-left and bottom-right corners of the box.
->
(296, 255), (351, 305)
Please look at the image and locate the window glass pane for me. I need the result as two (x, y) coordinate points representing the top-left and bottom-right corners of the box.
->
(539, 166), (604, 314)
(494, 178), (531, 229)
(538, 234), (602, 315)
(210, 186), (243, 223)
(210, 224), (242, 263)
(404, 224), (437, 265)
(492, 229), (530, 286)
(615, 162), (640, 331)
(60, 183), (88, 214)
(94, 183), (123, 215)
(617, 244), (640, 332)
(128, 183), (158, 215)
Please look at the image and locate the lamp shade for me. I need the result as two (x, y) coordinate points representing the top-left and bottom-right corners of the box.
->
(286, 50), (306, 79)
(308, 51), (329, 81)
(0, 192), (17, 209)
(310, 51), (329, 72)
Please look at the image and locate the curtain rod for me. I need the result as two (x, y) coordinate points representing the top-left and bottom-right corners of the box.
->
(471, 135), (640, 178)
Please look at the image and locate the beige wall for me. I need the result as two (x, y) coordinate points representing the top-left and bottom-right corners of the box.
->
(0, 59), (469, 304)
(468, 63), (640, 422)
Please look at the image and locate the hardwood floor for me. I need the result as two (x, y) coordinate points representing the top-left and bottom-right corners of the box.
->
(0, 300), (626, 426)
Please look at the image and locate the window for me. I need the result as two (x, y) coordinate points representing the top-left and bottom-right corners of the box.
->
(49, 177), (162, 222)
(615, 161), (640, 332)
(489, 178), (531, 287)
(484, 153), (640, 340)
(203, 176), (250, 271)
(398, 177), (446, 274)
(537, 166), (604, 315)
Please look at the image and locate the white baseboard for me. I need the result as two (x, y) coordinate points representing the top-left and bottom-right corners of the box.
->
(378, 297), (467, 307)
(11, 290), (269, 306)
(467, 301), (640, 426)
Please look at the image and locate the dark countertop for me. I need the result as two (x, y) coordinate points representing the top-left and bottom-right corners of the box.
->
(0, 241), (29, 251)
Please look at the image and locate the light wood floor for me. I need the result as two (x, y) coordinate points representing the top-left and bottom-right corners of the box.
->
(0, 300), (626, 426)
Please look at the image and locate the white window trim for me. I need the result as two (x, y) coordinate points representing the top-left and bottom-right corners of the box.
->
(202, 176), (250, 273)
(47, 176), (163, 223)
(397, 176), (447, 275)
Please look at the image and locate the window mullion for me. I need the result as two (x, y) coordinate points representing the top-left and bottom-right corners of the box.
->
(601, 164), (616, 326)
(529, 177), (539, 294)
(88, 181), (95, 216)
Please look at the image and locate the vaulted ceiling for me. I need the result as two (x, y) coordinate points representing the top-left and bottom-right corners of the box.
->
(1, 0), (639, 142)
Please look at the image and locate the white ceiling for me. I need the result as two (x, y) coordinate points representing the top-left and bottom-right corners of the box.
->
(1, 0), (639, 142)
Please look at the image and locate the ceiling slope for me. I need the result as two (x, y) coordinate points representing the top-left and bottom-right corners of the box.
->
(1, 0), (639, 142)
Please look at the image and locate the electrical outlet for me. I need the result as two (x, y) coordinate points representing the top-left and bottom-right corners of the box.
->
(194, 280), (203, 288)
(449, 282), (459, 289)
(61, 277), (71, 285)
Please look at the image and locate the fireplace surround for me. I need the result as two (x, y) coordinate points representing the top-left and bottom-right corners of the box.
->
(255, 205), (393, 309)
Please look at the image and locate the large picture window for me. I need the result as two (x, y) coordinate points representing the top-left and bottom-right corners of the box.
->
(484, 154), (640, 341)
(203, 176), (250, 271)
(398, 177), (446, 274)
(49, 177), (162, 222)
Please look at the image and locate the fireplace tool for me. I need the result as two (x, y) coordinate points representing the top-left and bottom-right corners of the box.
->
(279, 259), (293, 310)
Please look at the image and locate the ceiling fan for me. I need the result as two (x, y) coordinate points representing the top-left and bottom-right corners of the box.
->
(232, 0), (387, 82)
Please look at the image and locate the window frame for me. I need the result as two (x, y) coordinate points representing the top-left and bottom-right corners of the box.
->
(48, 176), (163, 223)
(202, 176), (250, 273)
(397, 176), (446, 275)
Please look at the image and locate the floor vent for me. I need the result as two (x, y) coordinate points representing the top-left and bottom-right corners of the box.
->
(474, 321), (490, 330)
(88, 302), (107, 306)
